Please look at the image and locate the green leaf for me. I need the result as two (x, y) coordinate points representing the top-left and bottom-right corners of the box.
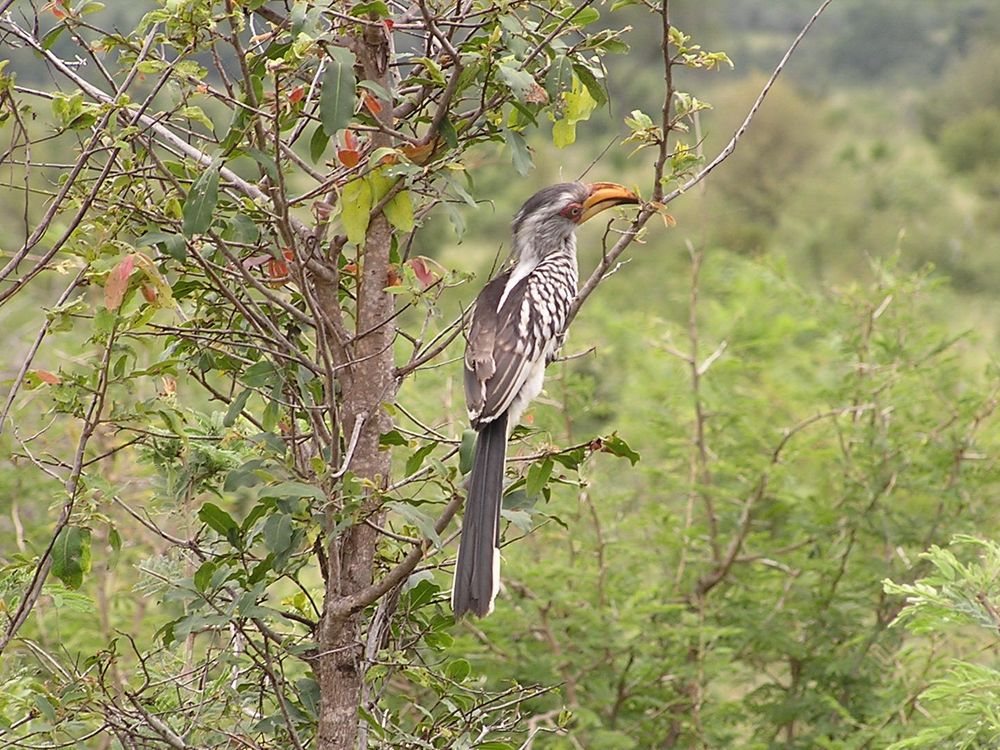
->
(243, 360), (281, 388)
(385, 501), (441, 546)
(224, 388), (252, 427)
(440, 116), (459, 148)
(445, 658), (472, 682)
(406, 443), (436, 476)
(379, 430), (409, 447)
(260, 482), (327, 501)
(137, 231), (186, 261)
(198, 503), (238, 536)
(403, 574), (439, 607)
(51, 526), (92, 590)
(498, 65), (539, 102)
(567, 6), (600, 25)
(108, 527), (122, 569)
(182, 163), (220, 238)
(459, 429), (477, 475)
(545, 55), (573, 100)
(384, 189), (415, 232)
(222, 214), (259, 245)
(601, 434), (640, 465)
(263, 513), (294, 555)
(352, 0), (389, 17)
(572, 62), (607, 107)
(525, 457), (554, 498)
(341, 178), (372, 245)
(501, 507), (533, 532)
(552, 118), (575, 149)
(42, 25), (65, 51)
(504, 129), (533, 176)
(446, 203), (466, 240)
(309, 124), (329, 164)
(245, 148), (279, 182)
(178, 105), (214, 130)
(424, 630), (454, 650)
(552, 77), (598, 148)
(194, 560), (217, 592)
(321, 47), (357, 137)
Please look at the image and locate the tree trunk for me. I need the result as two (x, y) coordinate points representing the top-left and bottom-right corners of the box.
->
(317, 24), (395, 747)
(317, 213), (396, 748)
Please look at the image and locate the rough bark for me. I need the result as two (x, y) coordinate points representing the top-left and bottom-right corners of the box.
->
(316, 24), (396, 750)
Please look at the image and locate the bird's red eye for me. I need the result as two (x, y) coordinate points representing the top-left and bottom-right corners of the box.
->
(562, 203), (583, 220)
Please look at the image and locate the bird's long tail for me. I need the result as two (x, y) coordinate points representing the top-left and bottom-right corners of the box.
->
(452, 412), (508, 618)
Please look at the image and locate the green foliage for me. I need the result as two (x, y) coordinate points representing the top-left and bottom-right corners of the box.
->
(884, 537), (1000, 748)
(939, 109), (1000, 181)
(453, 253), (1000, 748)
(320, 46), (357, 137)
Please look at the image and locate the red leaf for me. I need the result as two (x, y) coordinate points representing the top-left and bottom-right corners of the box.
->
(363, 93), (382, 115)
(383, 19), (394, 31)
(338, 148), (361, 168)
(141, 284), (158, 303)
(45, 1), (68, 19)
(343, 130), (360, 151)
(288, 85), (305, 104)
(105, 255), (136, 310)
(408, 257), (437, 290)
(34, 370), (61, 385)
(267, 257), (289, 282)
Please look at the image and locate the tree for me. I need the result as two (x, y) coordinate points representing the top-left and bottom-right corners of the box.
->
(0, 0), (830, 747)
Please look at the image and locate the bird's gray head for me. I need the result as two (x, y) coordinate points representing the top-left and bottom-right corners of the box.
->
(511, 181), (639, 265)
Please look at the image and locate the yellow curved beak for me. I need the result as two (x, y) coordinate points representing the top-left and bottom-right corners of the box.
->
(580, 182), (640, 223)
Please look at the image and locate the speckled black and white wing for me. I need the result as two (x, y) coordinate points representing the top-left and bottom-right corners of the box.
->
(463, 255), (577, 430)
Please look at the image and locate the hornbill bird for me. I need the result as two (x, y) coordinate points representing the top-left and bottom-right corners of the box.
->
(453, 181), (640, 618)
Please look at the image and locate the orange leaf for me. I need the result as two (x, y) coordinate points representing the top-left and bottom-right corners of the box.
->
(337, 148), (361, 168)
(386, 265), (401, 287)
(141, 284), (158, 303)
(105, 255), (136, 310)
(267, 257), (289, 284)
(401, 140), (437, 165)
(363, 93), (382, 115)
(35, 370), (61, 385)
(289, 85), (305, 104)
